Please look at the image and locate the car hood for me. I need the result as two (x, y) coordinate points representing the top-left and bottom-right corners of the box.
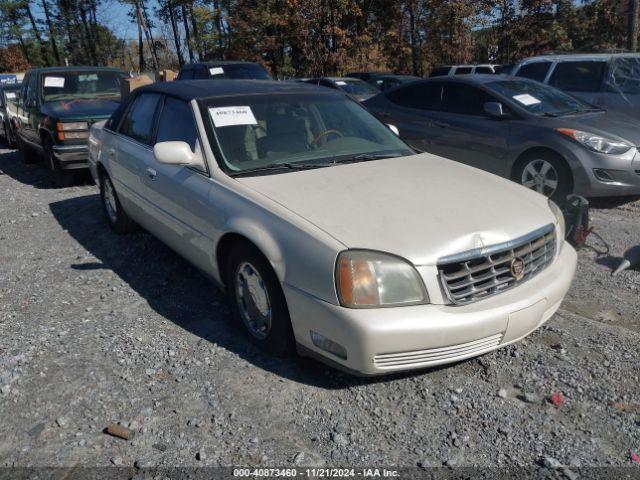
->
(559, 110), (640, 147)
(42, 98), (120, 120)
(237, 153), (556, 265)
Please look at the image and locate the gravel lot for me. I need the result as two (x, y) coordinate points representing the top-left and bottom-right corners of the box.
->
(0, 142), (639, 475)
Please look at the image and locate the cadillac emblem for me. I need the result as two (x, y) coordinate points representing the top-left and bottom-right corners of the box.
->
(510, 257), (526, 281)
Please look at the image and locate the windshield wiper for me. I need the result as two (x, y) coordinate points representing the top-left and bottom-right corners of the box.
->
(229, 162), (330, 177)
(330, 151), (410, 164)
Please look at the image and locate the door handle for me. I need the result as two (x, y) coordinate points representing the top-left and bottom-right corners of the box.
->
(146, 167), (157, 180)
(107, 149), (115, 158)
(433, 121), (450, 128)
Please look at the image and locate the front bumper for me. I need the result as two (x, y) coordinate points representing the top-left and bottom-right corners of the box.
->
(52, 144), (89, 170)
(286, 243), (577, 376)
(571, 148), (640, 197)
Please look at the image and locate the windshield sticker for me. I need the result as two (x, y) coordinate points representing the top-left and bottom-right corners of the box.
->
(336, 81), (347, 86)
(209, 67), (225, 76)
(44, 77), (65, 88)
(209, 106), (258, 127)
(6, 92), (16, 99)
(513, 93), (541, 106)
(79, 74), (98, 82)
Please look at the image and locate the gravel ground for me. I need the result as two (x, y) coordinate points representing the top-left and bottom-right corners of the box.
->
(0, 143), (639, 475)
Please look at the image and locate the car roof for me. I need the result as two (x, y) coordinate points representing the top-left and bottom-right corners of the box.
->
(134, 79), (340, 101)
(27, 66), (125, 74)
(181, 61), (261, 69)
(422, 74), (511, 85)
(519, 53), (640, 63)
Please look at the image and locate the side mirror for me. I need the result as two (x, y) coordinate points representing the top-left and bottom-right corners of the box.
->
(484, 102), (508, 119)
(153, 141), (197, 166)
(387, 124), (400, 136)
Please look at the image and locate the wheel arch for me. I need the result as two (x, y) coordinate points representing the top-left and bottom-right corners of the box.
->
(215, 224), (285, 287)
(511, 146), (574, 192)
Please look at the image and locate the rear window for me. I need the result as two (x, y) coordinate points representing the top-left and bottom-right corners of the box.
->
(515, 62), (552, 82)
(607, 57), (640, 95)
(549, 61), (606, 92)
(208, 64), (271, 80)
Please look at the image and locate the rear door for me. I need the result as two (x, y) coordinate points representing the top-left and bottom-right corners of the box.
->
(547, 60), (607, 105)
(140, 95), (214, 267)
(427, 83), (510, 175)
(111, 92), (162, 226)
(379, 82), (445, 153)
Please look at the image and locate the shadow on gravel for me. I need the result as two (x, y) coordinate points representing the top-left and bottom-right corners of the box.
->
(50, 194), (445, 388)
(0, 144), (92, 189)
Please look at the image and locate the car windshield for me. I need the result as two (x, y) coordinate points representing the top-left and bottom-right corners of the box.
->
(41, 71), (123, 102)
(486, 79), (595, 116)
(214, 64), (272, 80)
(337, 80), (380, 96)
(204, 92), (413, 174)
(607, 57), (640, 95)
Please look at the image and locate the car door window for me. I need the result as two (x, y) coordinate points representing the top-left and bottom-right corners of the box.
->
(156, 97), (198, 151)
(441, 84), (493, 116)
(549, 61), (606, 92)
(386, 83), (443, 110)
(515, 62), (552, 82)
(475, 66), (493, 74)
(24, 74), (36, 107)
(119, 93), (161, 145)
(454, 67), (472, 75)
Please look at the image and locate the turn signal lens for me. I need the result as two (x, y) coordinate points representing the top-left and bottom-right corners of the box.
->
(336, 250), (428, 308)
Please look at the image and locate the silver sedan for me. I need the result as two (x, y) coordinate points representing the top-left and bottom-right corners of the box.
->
(89, 80), (576, 375)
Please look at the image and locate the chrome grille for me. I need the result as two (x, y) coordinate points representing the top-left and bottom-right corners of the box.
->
(438, 224), (556, 305)
(374, 333), (503, 369)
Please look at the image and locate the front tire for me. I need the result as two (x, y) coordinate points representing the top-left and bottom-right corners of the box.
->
(514, 152), (571, 204)
(18, 135), (39, 164)
(225, 243), (295, 356)
(99, 171), (136, 234)
(43, 137), (74, 188)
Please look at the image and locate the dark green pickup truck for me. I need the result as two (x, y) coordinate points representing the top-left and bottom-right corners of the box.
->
(15, 66), (127, 187)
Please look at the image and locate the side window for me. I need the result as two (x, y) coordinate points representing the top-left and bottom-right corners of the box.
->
(454, 67), (472, 75)
(429, 67), (450, 77)
(549, 61), (606, 92)
(193, 68), (209, 80)
(441, 84), (492, 116)
(475, 66), (493, 74)
(23, 74), (36, 107)
(155, 97), (198, 151)
(515, 62), (552, 82)
(119, 93), (161, 145)
(386, 83), (443, 110)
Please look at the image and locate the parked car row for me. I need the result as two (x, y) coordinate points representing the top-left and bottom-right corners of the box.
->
(2, 53), (638, 375)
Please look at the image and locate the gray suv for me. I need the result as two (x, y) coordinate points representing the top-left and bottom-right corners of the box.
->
(363, 75), (640, 202)
(511, 53), (640, 120)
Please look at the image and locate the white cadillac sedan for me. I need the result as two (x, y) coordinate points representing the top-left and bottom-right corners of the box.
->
(88, 80), (577, 376)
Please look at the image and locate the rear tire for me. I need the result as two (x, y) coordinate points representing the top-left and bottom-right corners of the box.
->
(99, 170), (136, 234)
(225, 242), (295, 356)
(43, 137), (74, 188)
(514, 152), (572, 205)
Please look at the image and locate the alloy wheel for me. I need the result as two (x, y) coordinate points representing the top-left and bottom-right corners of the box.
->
(235, 261), (272, 340)
(521, 159), (559, 197)
(102, 177), (118, 224)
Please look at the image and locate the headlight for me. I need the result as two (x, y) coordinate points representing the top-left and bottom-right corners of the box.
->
(548, 199), (565, 252)
(336, 250), (429, 308)
(556, 128), (631, 155)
